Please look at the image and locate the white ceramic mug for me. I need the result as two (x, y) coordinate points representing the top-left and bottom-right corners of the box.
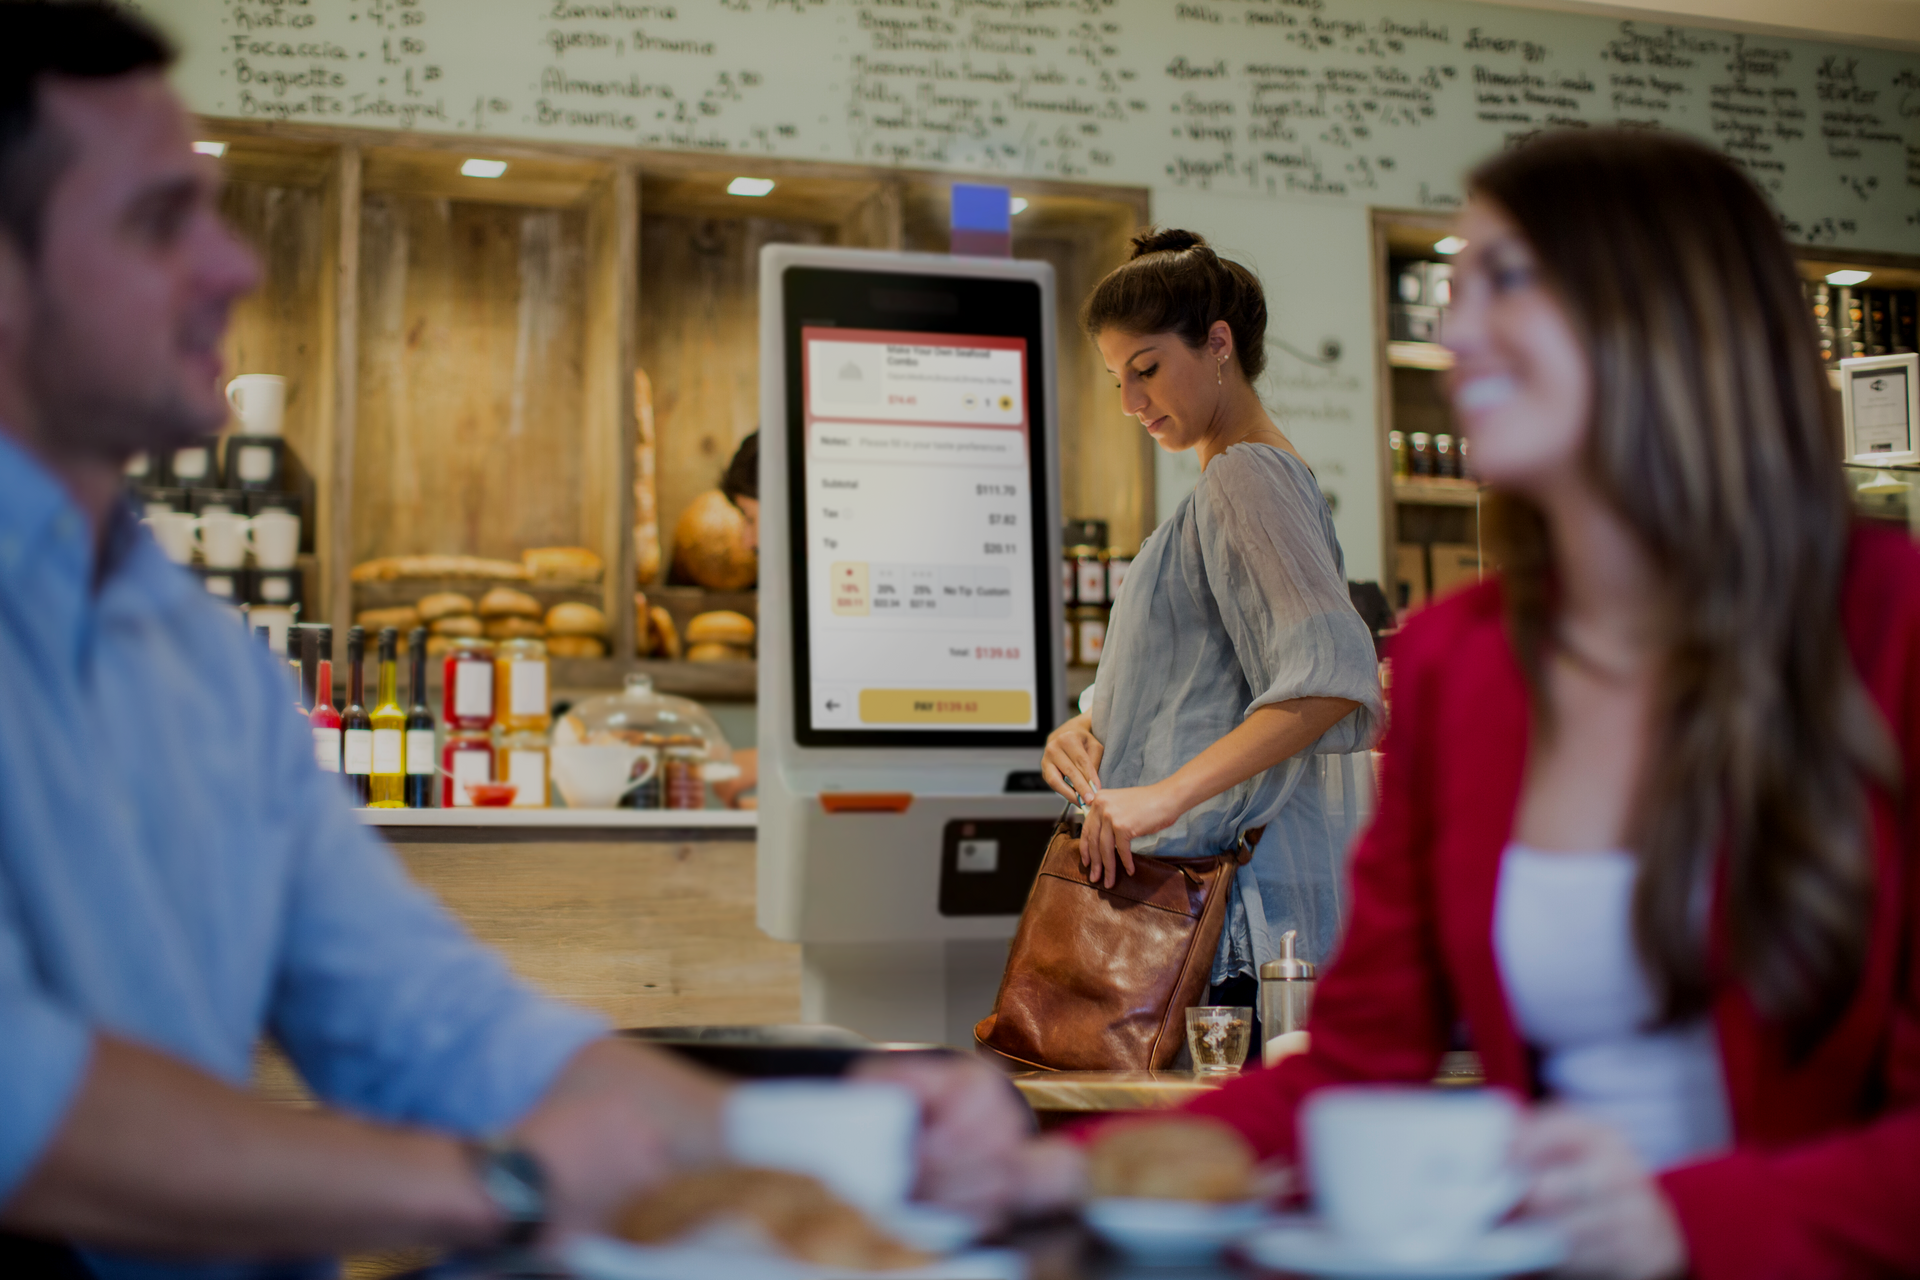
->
(192, 510), (250, 569)
(143, 510), (196, 564)
(1303, 1086), (1523, 1264)
(722, 1080), (919, 1213)
(226, 374), (286, 437)
(248, 508), (301, 569)
(550, 744), (648, 809)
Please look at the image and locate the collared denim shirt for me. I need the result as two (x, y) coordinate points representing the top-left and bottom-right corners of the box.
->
(0, 436), (605, 1280)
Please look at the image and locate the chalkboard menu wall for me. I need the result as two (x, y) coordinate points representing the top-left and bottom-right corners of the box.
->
(132, 0), (1920, 584)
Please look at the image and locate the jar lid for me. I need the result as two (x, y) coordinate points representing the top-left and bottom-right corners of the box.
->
(1259, 928), (1316, 980)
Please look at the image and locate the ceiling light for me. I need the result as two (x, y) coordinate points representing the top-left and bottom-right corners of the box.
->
(192, 140), (227, 158)
(1433, 235), (1467, 255)
(1825, 269), (1871, 286)
(461, 158), (508, 179)
(727, 176), (776, 197)
(1011, 197), (1029, 215)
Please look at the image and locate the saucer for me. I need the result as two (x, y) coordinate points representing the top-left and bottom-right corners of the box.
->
(875, 1202), (984, 1254)
(1083, 1197), (1269, 1264)
(1242, 1217), (1566, 1279)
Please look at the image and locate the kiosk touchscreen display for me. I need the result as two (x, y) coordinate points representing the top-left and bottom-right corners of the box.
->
(784, 268), (1054, 746)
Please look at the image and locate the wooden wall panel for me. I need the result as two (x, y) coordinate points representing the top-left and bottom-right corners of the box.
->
(638, 214), (830, 581)
(353, 195), (590, 564)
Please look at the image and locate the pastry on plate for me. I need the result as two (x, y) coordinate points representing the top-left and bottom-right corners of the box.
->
(477, 586), (542, 619)
(1086, 1116), (1256, 1202)
(614, 1168), (929, 1271)
(416, 591), (474, 621)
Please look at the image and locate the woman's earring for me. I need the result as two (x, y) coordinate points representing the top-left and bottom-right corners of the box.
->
(1217, 357), (1225, 386)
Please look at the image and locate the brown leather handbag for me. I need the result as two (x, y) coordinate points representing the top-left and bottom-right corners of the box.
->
(974, 806), (1256, 1072)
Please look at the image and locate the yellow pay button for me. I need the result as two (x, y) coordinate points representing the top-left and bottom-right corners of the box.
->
(859, 689), (1033, 725)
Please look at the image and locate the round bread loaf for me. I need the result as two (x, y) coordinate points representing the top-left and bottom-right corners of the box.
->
(1086, 1117), (1256, 1202)
(478, 586), (542, 619)
(685, 609), (755, 648)
(546, 635), (607, 659)
(356, 605), (421, 633)
(416, 592), (474, 621)
(670, 490), (758, 591)
(545, 601), (607, 636)
(428, 615), (483, 637)
(483, 616), (546, 640)
(686, 641), (752, 664)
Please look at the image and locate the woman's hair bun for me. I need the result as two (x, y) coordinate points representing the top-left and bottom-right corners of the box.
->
(1129, 227), (1210, 260)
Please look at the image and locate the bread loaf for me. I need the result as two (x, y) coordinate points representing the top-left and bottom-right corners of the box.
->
(670, 490), (757, 591)
(483, 616), (545, 640)
(545, 602), (607, 637)
(477, 587), (542, 619)
(350, 554), (528, 582)
(356, 605), (421, 633)
(522, 546), (603, 583)
(416, 592), (474, 621)
(648, 605), (680, 661)
(546, 635), (607, 659)
(429, 615), (483, 637)
(685, 609), (755, 648)
(686, 642), (752, 664)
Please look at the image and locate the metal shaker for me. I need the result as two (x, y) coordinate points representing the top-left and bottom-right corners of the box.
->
(1258, 929), (1317, 1067)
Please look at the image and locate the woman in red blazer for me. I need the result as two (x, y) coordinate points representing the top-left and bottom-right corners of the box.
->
(1010, 130), (1920, 1279)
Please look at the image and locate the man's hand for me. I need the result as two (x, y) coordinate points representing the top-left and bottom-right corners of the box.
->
(1041, 715), (1104, 805)
(512, 1038), (727, 1241)
(1513, 1108), (1687, 1280)
(1079, 783), (1184, 887)
(851, 1053), (1033, 1221)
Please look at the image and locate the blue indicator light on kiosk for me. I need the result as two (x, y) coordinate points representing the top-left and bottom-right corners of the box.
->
(951, 184), (1013, 258)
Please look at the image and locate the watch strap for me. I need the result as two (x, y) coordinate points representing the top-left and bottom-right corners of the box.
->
(465, 1139), (548, 1248)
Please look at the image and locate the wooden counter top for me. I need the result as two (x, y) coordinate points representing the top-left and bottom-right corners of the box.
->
(356, 808), (756, 842)
(1013, 1070), (1226, 1113)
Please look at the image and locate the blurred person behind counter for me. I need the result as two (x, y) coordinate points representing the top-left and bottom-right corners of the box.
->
(1039, 228), (1384, 1021)
(0, 6), (1027, 1275)
(1015, 128), (1920, 1280)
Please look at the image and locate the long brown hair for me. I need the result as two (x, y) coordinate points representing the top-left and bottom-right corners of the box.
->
(1472, 129), (1897, 1054)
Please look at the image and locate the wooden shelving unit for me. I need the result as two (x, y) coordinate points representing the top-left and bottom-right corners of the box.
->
(199, 119), (1150, 697)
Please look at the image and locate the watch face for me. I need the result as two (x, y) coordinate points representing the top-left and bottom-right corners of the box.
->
(473, 1142), (547, 1245)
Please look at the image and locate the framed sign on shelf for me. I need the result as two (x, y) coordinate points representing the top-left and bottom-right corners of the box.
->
(1841, 352), (1920, 467)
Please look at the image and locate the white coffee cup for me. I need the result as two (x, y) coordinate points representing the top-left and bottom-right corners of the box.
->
(550, 744), (649, 809)
(226, 374), (286, 437)
(1303, 1086), (1523, 1264)
(193, 510), (250, 569)
(248, 508), (301, 569)
(723, 1080), (919, 1213)
(143, 510), (195, 564)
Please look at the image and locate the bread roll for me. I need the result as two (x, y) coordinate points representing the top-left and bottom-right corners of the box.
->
(670, 490), (757, 591)
(545, 602), (607, 637)
(429, 615), (483, 638)
(522, 546), (604, 583)
(648, 605), (681, 661)
(686, 641), (752, 664)
(1086, 1117), (1256, 1202)
(356, 605), (421, 633)
(351, 555), (528, 582)
(416, 592), (473, 621)
(424, 635), (458, 660)
(634, 592), (650, 654)
(547, 635), (607, 659)
(685, 609), (755, 648)
(483, 616), (545, 640)
(477, 586), (542, 619)
(615, 1168), (928, 1271)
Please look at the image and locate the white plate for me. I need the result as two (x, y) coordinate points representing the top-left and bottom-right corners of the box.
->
(876, 1203), (984, 1254)
(567, 1233), (1024, 1280)
(1242, 1217), (1566, 1279)
(1082, 1197), (1269, 1264)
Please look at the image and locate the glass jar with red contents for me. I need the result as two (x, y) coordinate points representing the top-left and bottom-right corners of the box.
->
(442, 731), (494, 808)
(441, 637), (496, 732)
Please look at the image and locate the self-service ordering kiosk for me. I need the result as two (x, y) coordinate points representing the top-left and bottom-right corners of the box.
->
(757, 247), (1069, 1046)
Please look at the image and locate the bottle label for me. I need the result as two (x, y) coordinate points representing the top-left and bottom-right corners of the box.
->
(449, 748), (490, 806)
(1076, 616), (1107, 668)
(312, 727), (341, 772)
(372, 728), (403, 774)
(454, 661), (492, 719)
(506, 750), (547, 807)
(509, 661), (548, 719)
(1077, 558), (1106, 605)
(343, 729), (374, 775)
(406, 729), (436, 775)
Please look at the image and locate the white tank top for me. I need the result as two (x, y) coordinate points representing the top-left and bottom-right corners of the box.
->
(1494, 845), (1732, 1172)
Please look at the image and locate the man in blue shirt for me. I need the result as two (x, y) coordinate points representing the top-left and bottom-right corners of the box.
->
(0, 6), (1035, 1275)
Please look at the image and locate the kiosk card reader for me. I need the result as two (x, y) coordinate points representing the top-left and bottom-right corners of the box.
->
(758, 247), (1069, 1045)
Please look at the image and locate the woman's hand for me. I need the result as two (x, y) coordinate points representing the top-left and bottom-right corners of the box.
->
(1513, 1108), (1687, 1280)
(1041, 714), (1104, 805)
(1080, 782), (1185, 887)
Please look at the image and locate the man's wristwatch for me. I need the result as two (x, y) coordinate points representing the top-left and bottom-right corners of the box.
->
(465, 1139), (548, 1247)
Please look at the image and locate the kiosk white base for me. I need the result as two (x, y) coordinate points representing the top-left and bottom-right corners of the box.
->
(800, 938), (1012, 1047)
